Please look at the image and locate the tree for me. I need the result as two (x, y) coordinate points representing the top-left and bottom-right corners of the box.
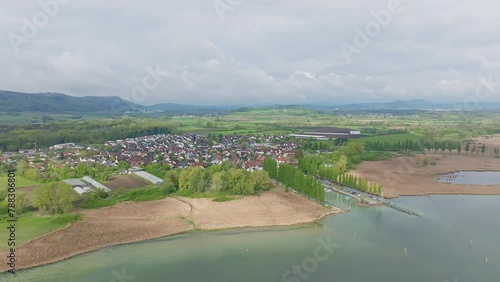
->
(162, 177), (176, 194)
(178, 168), (192, 191)
(163, 169), (180, 193)
(481, 144), (486, 156)
(16, 192), (30, 214)
(23, 168), (40, 181)
(248, 170), (270, 192)
(228, 169), (247, 194)
(447, 142), (454, 154)
(263, 157), (278, 179)
(16, 160), (28, 176)
(33, 182), (77, 214)
(465, 142), (470, 154)
(294, 149), (304, 159)
(457, 142), (462, 155)
(211, 171), (229, 192)
(75, 162), (88, 177)
(334, 155), (348, 174)
(188, 167), (206, 193)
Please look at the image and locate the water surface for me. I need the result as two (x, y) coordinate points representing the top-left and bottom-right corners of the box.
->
(2, 193), (499, 282)
(437, 171), (500, 185)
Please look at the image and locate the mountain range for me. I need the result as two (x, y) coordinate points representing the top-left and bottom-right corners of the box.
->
(1, 91), (500, 114)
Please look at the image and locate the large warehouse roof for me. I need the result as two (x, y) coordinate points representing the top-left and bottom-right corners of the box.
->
(134, 171), (163, 185)
(82, 176), (111, 192)
(63, 179), (87, 187)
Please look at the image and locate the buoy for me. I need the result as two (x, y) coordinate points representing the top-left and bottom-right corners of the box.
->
(354, 232), (357, 238)
(247, 249), (249, 252)
(404, 248), (407, 255)
(486, 257), (488, 263)
(470, 240), (473, 245)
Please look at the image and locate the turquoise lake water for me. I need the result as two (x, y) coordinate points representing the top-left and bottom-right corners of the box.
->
(437, 171), (500, 185)
(1, 192), (499, 282)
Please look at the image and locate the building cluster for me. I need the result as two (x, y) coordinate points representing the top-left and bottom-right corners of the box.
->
(63, 176), (111, 195)
(102, 134), (298, 170)
(3, 134), (299, 174)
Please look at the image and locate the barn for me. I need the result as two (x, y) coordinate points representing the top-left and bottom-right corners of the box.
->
(63, 179), (94, 195)
(82, 176), (111, 192)
(134, 171), (163, 185)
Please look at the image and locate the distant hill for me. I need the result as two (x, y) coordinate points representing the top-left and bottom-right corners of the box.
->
(2, 91), (500, 115)
(332, 99), (500, 110)
(147, 103), (239, 114)
(0, 91), (140, 113)
(334, 99), (449, 110)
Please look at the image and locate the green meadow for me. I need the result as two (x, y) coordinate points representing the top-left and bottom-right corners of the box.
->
(359, 133), (423, 144)
(0, 214), (81, 251)
(0, 174), (40, 189)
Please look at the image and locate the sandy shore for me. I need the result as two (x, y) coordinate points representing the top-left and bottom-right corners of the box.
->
(354, 153), (500, 198)
(0, 189), (339, 272)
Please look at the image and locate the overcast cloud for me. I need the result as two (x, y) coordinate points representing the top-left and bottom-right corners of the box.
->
(1, 0), (499, 105)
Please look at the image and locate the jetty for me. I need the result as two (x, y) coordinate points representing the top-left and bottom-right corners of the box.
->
(321, 180), (422, 217)
(383, 202), (422, 217)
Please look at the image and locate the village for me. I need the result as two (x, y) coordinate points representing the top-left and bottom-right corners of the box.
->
(1, 134), (301, 188)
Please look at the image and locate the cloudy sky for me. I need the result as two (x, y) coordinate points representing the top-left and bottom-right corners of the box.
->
(1, 0), (499, 105)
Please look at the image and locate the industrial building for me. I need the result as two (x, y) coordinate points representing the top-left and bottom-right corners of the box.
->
(82, 176), (111, 192)
(134, 171), (163, 185)
(63, 179), (94, 195)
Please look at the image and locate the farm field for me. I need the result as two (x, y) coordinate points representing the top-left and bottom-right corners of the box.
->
(167, 109), (500, 142)
(359, 133), (423, 143)
(0, 215), (75, 251)
(0, 173), (40, 188)
(106, 174), (150, 190)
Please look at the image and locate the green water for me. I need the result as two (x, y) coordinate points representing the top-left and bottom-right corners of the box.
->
(438, 171), (500, 185)
(2, 194), (499, 282)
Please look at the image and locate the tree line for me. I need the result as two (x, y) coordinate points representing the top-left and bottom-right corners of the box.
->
(263, 157), (325, 203)
(363, 138), (497, 157)
(297, 155), (383, 196)
(0, 118), (177, 151)
(13, 159), (114, 184)
(162, 162), (270, 196)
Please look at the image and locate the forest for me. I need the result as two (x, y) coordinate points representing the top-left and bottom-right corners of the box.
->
(0, 118), (177, 151)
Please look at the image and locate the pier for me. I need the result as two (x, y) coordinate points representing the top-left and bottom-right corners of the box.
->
(321, 181), (422, 217)
(383, 202), (422, 217)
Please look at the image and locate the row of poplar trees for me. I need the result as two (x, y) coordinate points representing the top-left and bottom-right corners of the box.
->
(263, 157), (325, 203)
(297, 155), (383, 196)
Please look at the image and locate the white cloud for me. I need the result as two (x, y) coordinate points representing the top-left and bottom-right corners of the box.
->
(0, 0), (499, 105)
(435, 79), (475, 93)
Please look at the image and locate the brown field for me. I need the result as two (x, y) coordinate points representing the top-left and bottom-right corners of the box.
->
(106, 174), (149, 190)
(354, 153), (500, 198)
(471, 134), (500, 155)
(0, 188), (339, 271)
(17, 185), (38, 201)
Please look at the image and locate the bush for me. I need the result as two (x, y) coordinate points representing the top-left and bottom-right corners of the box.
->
(80, 197), (116, 209)
(93, 189), (109, 199)
(212, 196), (232, 202)
(51, 214), (82, 224)
(122, 188), (166, 202)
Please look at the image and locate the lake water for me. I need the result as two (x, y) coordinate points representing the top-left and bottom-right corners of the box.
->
(2, 192), (499, 282)
(437, 171), (500, 185)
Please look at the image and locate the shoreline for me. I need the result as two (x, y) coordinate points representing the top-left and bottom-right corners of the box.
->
(1, 189), (339, 273)
(385, 191), (500, 199)
(354, 153), (500, 198)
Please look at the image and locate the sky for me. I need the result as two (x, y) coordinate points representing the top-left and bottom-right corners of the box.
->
(1, 0), (499, 106)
